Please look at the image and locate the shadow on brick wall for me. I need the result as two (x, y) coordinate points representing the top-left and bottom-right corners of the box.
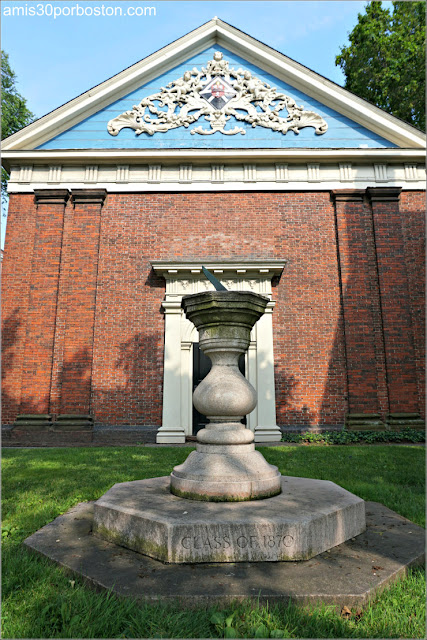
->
(318, 313), (347, 428)
(1, 308), (45, 420)
(273, 371), (316, 428)
(89, 332), (163, 425)
(2, 316), (163, 426)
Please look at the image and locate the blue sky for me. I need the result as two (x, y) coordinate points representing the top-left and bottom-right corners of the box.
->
(1, 0), (390, 246)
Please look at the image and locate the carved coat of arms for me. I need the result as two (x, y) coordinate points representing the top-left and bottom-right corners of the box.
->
(108, 52), (328, 137)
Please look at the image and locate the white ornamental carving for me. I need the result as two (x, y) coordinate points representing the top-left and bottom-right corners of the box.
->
(108, 52), (328, 138)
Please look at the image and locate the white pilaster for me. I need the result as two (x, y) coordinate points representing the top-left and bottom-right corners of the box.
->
(246, 330), (258, 432)
(156, 301), (186, 443)
(254, 301), (282, 442)
(180, 341), (193, 436)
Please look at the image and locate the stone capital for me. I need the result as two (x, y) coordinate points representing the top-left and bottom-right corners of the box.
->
(161, 301), (182, 314)
(34, 189), (70, 206)
(71, 189), (107, 207)
(366, 187), (402, 203)
(330, 189), (365, 203)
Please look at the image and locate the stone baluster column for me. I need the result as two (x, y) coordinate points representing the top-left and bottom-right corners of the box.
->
(170, 291), (281, 501)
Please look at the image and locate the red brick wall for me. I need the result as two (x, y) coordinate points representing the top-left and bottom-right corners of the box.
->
(2, 189), (425, 429)
(58, 191), (106, 415)
(368, 188), (419, 413)
(2, 193), (37, 419)
(399, 191), (426, 417)
(332, 190), (388, 417)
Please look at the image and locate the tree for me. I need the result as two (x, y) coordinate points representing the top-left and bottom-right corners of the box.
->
(1, 51), (34, 203)
(336, 1), (425, 131)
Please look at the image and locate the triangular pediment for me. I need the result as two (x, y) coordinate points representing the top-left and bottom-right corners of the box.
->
(2, 18), (425, 152)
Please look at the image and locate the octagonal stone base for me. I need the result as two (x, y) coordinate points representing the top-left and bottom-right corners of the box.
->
(93, 476), (365, 563)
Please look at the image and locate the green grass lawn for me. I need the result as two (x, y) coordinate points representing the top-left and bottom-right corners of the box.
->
(2, 445), (425, 639)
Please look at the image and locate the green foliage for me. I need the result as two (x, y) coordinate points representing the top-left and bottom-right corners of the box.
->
(336, 1), (426, 130)
(1, 51), (34, 140)
(1, 50), (34, 204)
(210, 606), (292, 638)
(2, 445), (425, 638)
(281, 428), (425, 445)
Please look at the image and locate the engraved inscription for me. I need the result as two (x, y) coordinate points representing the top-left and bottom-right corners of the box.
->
(181, 535), (231, 550)
(180, 534), (294, 549)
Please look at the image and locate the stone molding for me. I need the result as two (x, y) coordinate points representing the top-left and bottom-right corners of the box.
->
(70, 189), (107, 206)
(404, 163), (419, 181)
(275, 163), (289, 182)
(151, 261), (286, 444)
(19, 166), (33, 182)
(34, 189), (70, 206)
(307, 163), (320, 182)
(116, 165), (129, 182)
(8, 162), (426, 193)
(47, 165), (62, 183)
(211, 164), (224, 182)
(339, 162), (353, 181)
(331, 189), (365, 202)
(374, 163), (388, 182)
(367, 187), (402, 202)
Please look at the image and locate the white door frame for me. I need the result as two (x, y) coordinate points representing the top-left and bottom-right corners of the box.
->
(151, 261), (286, 443)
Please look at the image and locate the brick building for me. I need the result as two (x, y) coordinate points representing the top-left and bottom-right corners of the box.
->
(2, 19), (425, 445)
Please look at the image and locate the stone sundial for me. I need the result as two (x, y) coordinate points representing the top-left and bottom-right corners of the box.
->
(92, 267), (366, 562)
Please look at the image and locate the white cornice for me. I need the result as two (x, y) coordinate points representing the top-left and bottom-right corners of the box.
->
(2, 148), (425, 172)
(151, 260), (286, 278)
(6, 158), (426, 192)
(1, 17), (425, 152)
(9, 182), (425, 193)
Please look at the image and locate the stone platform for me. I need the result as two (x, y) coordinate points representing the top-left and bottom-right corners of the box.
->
(92, 476), (365, 562)
(23, 500), (425, 607)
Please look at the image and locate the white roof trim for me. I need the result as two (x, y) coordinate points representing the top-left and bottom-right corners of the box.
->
(2, 148), (425, 172)
(2, 17), (425, 152)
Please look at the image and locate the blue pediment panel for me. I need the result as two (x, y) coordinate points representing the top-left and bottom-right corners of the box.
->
(37, 46), (396, 150)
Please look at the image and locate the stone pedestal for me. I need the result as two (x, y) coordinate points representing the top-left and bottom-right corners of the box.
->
(93, 475), (366, 563)
(93, 289), (367, 564)
(170, 291), (281, 501)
